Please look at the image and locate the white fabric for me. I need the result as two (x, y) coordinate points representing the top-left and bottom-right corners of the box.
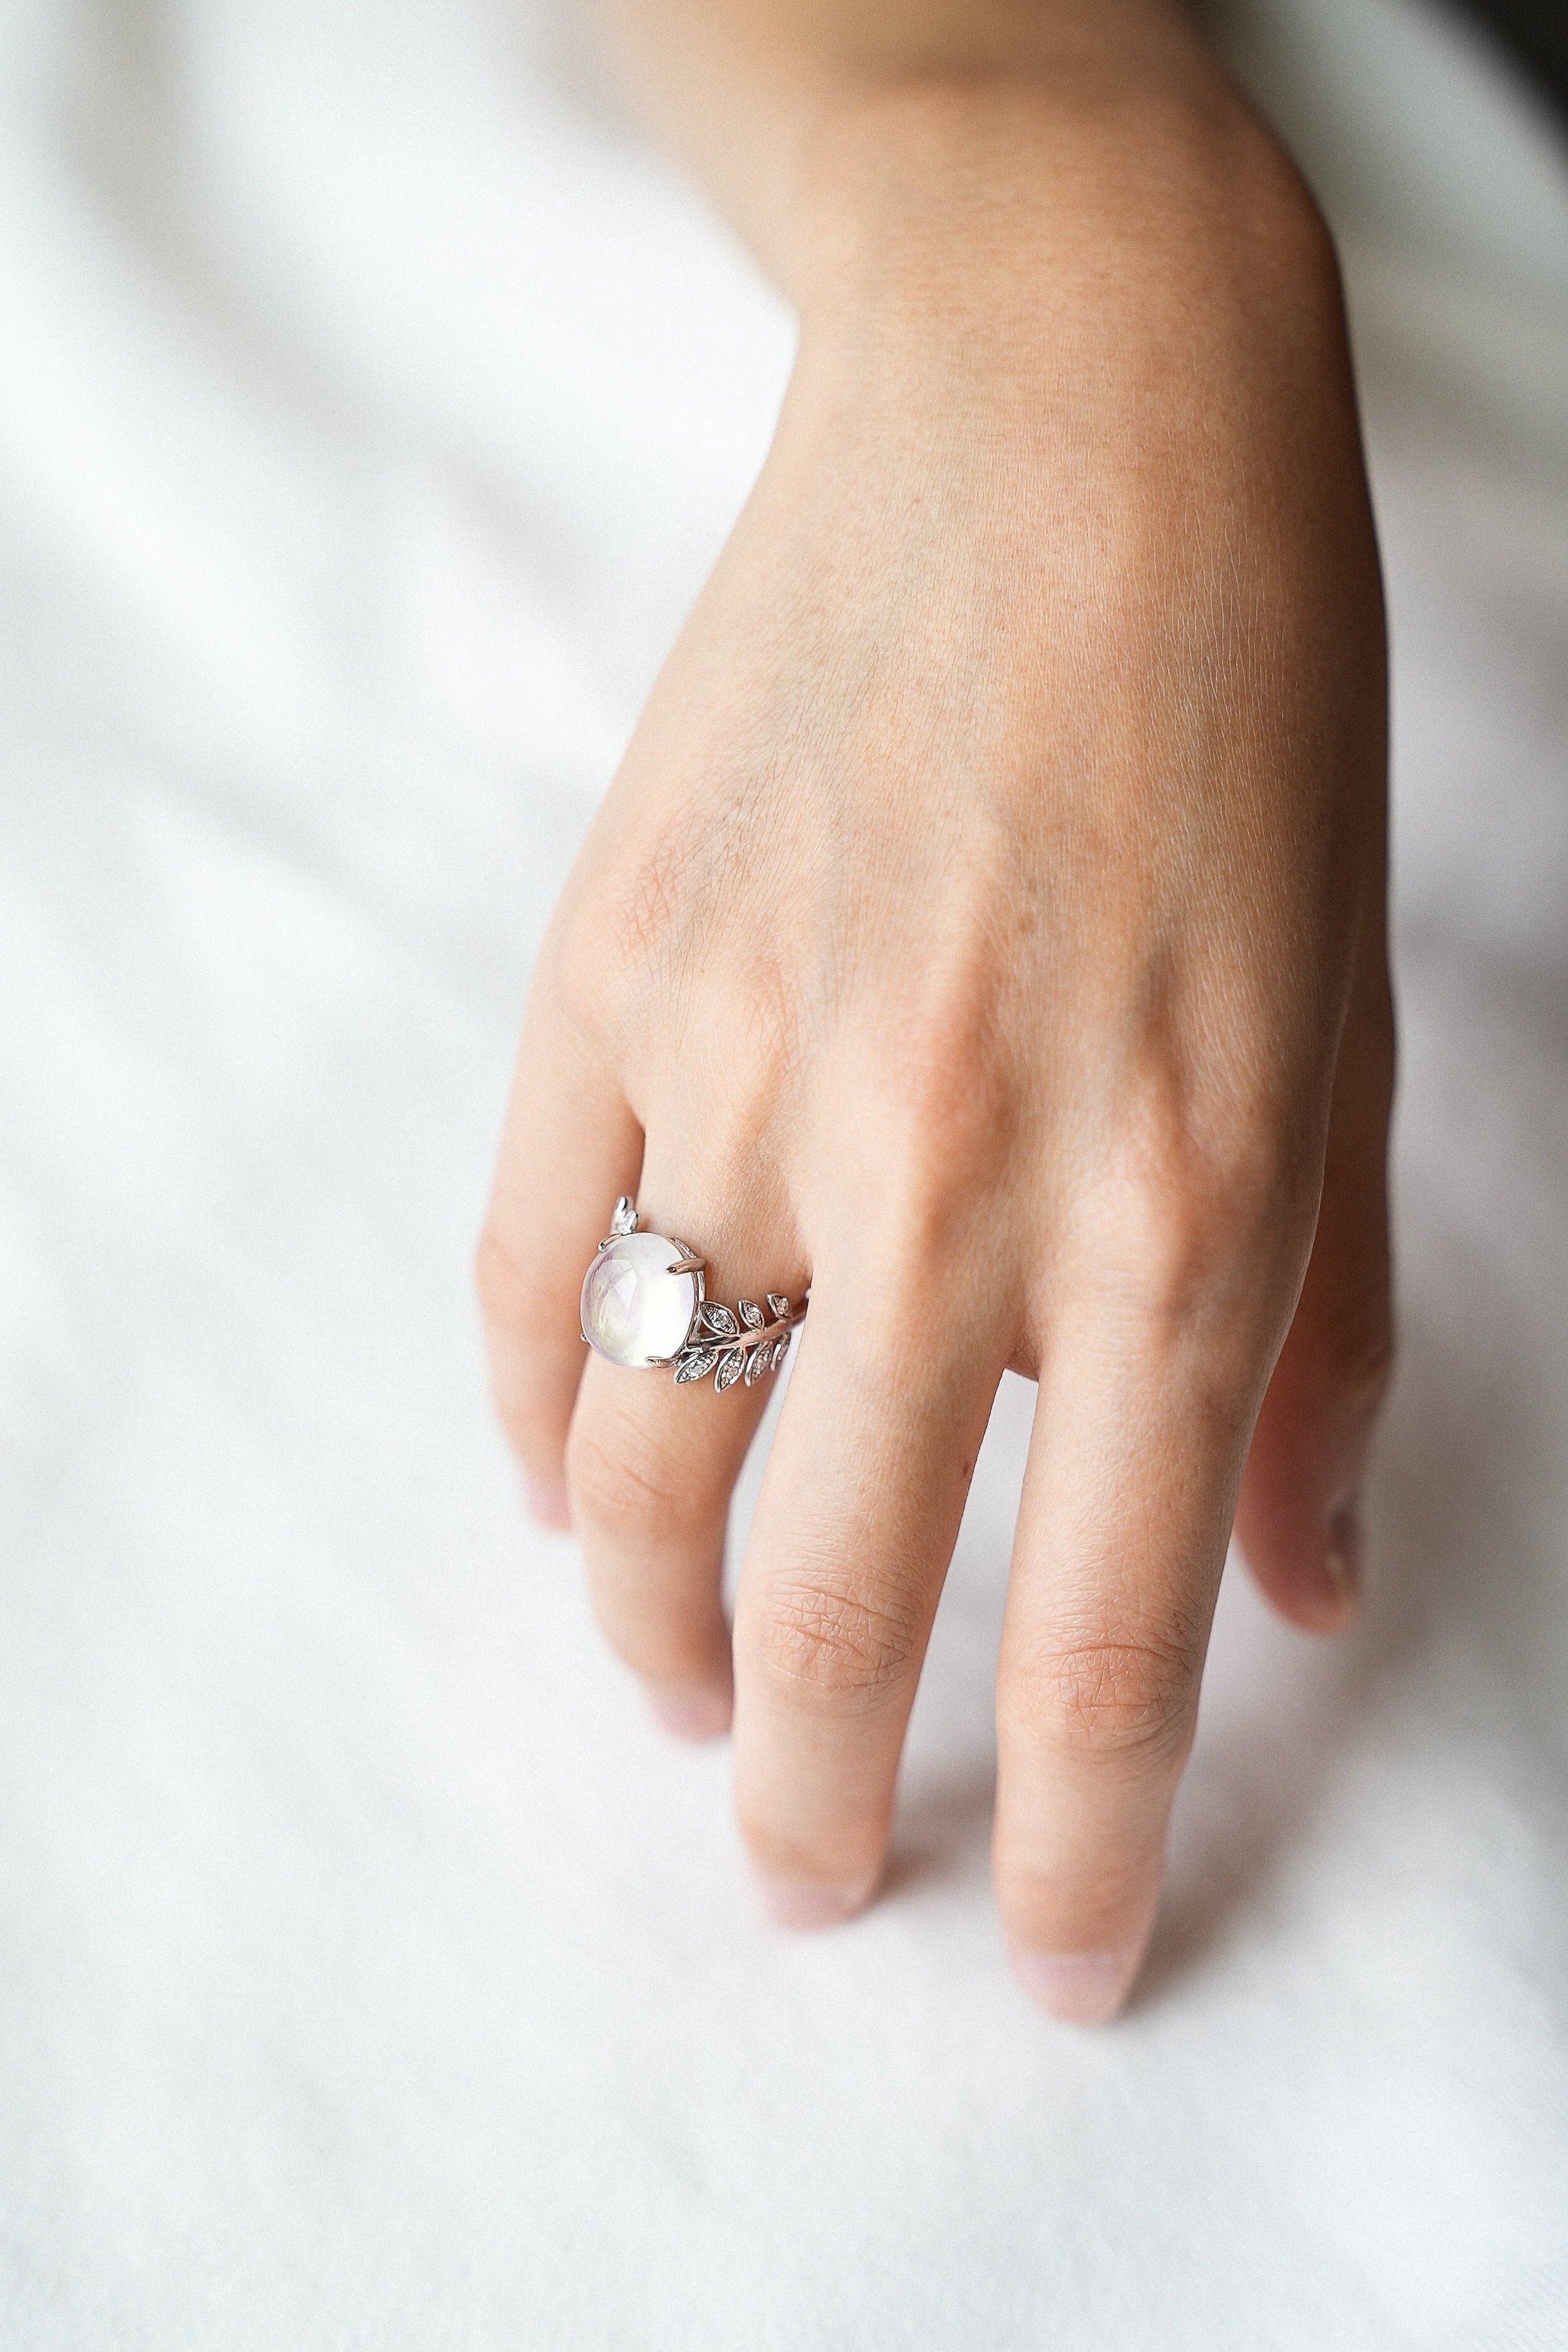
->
(2, 1), (1565, 2341)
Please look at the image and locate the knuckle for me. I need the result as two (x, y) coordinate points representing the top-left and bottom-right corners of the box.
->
(872, 1006), (1012, 1178)
(524, 920), (619, 1075)
(1008, 1620), (1198, 1764)
(593, 859), (685, 1013)
(845, 1064), (1016, 1277)
(1328, 1288), (1396, 1402)
(755, 1571), (924, 1711)
(732, 953), (809, 1102)
(565, 1425), (703, 1552)
(1075, 1139), (1297, 1326)
(544, 879), (665, 1052)
(1061, 1043), (1319, 1327)
(1326, 1316), (1395, 1423)
(581, 798), (738, 1020)
(1118, 1177), (1234, 1317)
(1282, 1259), (1396, 1421)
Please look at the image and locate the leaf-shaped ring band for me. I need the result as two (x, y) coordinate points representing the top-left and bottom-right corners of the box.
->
(579, 1197), (807, 1390)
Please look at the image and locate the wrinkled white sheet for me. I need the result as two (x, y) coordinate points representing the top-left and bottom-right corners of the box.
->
(2, 1), (1566, 2343)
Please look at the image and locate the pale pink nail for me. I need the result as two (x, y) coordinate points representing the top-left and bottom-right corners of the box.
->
(647, 1686), (732, 1742)
(1011, 1946), (1141, 2023)
(756, 1876), (871, 1931)
(522, 1476), (571, 1532)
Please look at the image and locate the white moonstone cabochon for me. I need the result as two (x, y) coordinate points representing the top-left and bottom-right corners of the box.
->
(580, 1233), (698, 1370)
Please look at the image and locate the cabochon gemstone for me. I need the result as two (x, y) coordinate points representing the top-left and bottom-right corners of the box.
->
(581, 1232), (698, 1370)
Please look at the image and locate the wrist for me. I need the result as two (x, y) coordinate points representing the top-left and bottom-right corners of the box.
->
(751, 70), (1362, 614)
(784, 69), (1327, 353)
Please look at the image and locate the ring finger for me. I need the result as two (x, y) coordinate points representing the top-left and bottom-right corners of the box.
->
(565, 1172), (805, 1739)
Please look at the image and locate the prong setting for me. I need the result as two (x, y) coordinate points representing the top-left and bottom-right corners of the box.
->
(579, 1200), (806, 1386)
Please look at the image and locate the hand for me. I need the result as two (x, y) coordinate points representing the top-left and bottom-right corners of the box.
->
(478, 80), (1393, 2020)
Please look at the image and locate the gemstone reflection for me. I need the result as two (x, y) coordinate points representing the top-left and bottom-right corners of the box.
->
(580, 1233), (699, 1370)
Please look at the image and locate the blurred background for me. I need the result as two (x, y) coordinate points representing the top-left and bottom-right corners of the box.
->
(1, 2), (1565, 2345)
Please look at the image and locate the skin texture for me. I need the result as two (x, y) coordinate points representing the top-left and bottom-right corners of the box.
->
(478, 13), (1394, 2021)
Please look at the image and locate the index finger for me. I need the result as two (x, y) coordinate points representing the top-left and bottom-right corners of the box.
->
(476, 974), (642, 1524)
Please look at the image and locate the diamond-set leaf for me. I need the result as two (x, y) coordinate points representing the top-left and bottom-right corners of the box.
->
(610, 1197), (637, 1236)
(668, 1286), (799, 1386)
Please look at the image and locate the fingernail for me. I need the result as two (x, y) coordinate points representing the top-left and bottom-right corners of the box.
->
(1324, 1495), (1363, 1604)
(647, 1686), (732, 1742)
(756, 1875), (872, 1931)
(1011, 1946), (1141, 2023)
(522, 1476), (571, 1532)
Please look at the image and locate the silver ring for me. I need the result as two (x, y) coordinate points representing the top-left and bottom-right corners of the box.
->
(580, 1198), (807, 1390)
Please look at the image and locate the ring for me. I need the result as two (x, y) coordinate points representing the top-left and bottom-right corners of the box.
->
(580, 1198), (807, 1390)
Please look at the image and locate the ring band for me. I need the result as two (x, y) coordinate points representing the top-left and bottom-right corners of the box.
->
(580, 1198), (807, 1390)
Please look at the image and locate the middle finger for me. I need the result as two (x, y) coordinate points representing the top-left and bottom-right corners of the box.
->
(732, 1245), (1008, 1924)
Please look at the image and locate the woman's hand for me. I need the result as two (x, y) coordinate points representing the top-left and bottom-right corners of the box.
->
(478, 74), (1392, 2020)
